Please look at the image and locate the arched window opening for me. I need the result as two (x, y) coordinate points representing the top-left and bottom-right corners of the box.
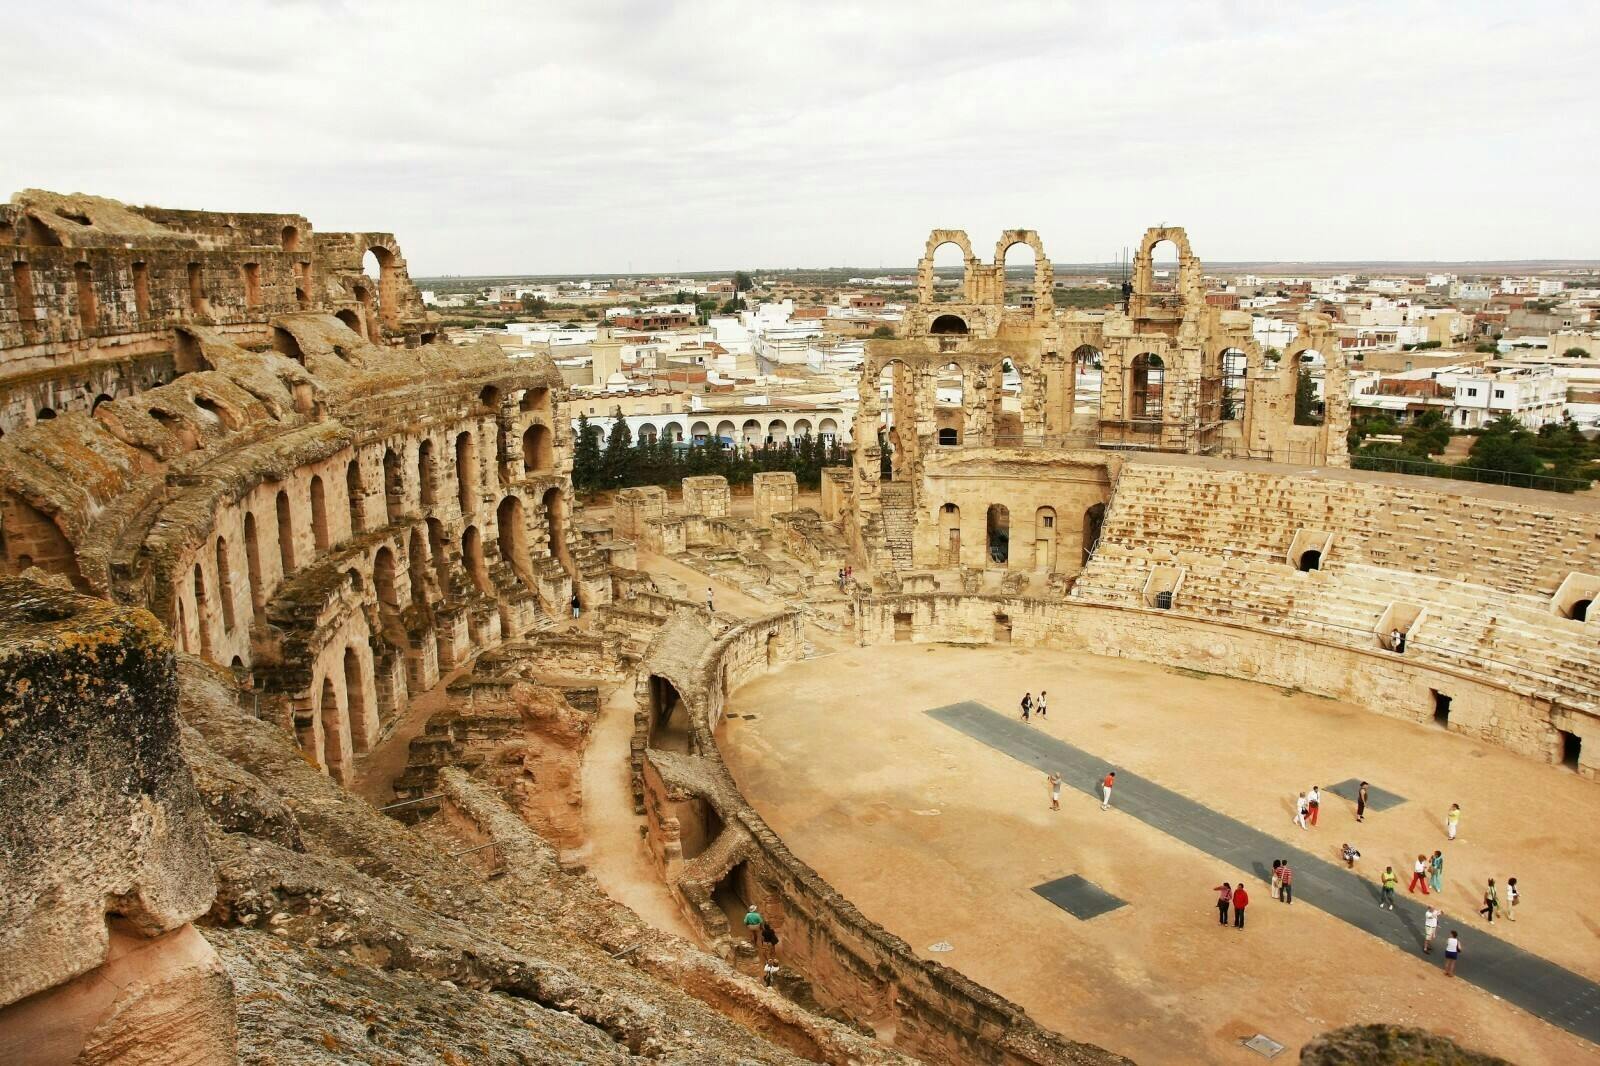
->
(455, 431), (477, 511)
(1148, 239), (1179, 295)
(1221, 348), (1248, 420)
(318, 675), (345, 783)
(281, 225), (300, 253)
(638, 422), (658, 445)
(1130, 353), (1165, 421)
(192, 563), (214, 659)
(344, 646), (372, 754)
(309, 474), (331, 551)
(768, 419), (788, 445)
(542, 487), (569, 569)
(497, 495), (534, 590)
(35, 407), (55, 422)
(215, 537), (236, 633)
(986, 504), (1010, 566)
(938, 427), (958, 446)
(373, 547), (400, 610)
(1002, 240), (1039, 307)
(418, 438), (436, 506)
(930, 314), (968, 335)
(427, 517), (451, 596)
(408, 528), (431, 607)
(363, 246), (398, 329)
(1572, 599), (1593, 623)
(1082, 503), (1106, 566)
(522, 424), (553, 473)
(1034, 506), (1057, 571)
(275, 489), (297, 574)
(346, 459), (365, 533)
(382, 448), (403, 522)
(74, 261), (98, 332)
(520, 387), (549, 415)
(242, 512), (265, 620)
(1298, 549), (1322, 573)
(929, 240), (966, 303)
(335, 308), (363, 336)
(940, 502), (961, 566)
(462, 525), (491, 594)
(186, 262), (208, 316)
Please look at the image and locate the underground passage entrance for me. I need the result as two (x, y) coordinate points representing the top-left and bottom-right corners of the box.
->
(1561, 729), (1582, 771)
(1572, 598), (1592, 623)
(1432, 690), (1452, 728)
(1297, 549), (1322, 572)
(713, 860), (755, 932)
(987, 504), (1010, 565)
(649, 674), (690, 753)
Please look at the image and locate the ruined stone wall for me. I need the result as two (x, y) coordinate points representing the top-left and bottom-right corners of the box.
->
(0, 190), (437, 434)
(0, 578), (235, 1062)
(0, 305), (577, 786)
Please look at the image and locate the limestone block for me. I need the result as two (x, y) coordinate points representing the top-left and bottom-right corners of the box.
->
(751, 471), (797, 528)
(681, 476), (730, 519)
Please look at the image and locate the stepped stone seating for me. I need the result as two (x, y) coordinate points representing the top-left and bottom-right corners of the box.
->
(1078, 461), (1600, 710)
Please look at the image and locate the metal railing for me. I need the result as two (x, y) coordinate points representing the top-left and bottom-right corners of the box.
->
(1350, 453), (1590, 493)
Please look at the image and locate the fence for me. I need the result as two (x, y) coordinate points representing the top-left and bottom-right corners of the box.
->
(1350, 453), (1589, 493)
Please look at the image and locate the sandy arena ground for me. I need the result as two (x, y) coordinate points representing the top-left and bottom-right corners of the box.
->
(721, 642), (1600, 1065)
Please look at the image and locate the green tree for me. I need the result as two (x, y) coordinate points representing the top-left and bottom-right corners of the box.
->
(1564, 347), (1591, 358)
(1467, 416), (1543, 477)
(733, 271), (754, 293)
(1293, 367), (1320, 425)
(1401, 409), (1450, 457)
(520, 293), (548, 314)
(601, 413), (633, 489)
(572, 413), (602, 491)
(869, 325), (894, 339)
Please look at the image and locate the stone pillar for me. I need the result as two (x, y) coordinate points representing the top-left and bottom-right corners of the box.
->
(752, 472), (798, 528)
(614, 486), (669, 539)
(0, 578), (236, 1063)
(681, 476), (730, 519)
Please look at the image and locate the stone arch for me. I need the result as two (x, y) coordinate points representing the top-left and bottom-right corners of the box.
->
(335, 308), (363, 336)
(418, 437), (437, 507)
(929, 313), (968, 335)
(637, 421), (658, 445)
(275, 488), (297, 573)
(281, 225), (301, 252)
(408, 527), (431, 607)
(986, 504), (1010, 566)
(427, 517), (451, 596)
(768, 418), (788, 445)
(939, 502), (961, 566)
(1130, 353), (1165, 421)
(346, 458), (366, 533)
(497, 495), (534, 590)
(243, 510), (265, 617)
(363, 243), (400, 329)
(383, 447), (404, 522)
(522, 423), (553, 473)
(318, 674), (348, 784)
(1034, 506), (1057, 571)
(994, 230), (1053, 311)
(1082, 503), (1106, 565)
(455, 431), (477, 511)
(819, 417), (838, 442)
(715, 419), (736, 444)
(344, 645), (375, 754)
(542, 486), (569, 571)
(741, 418), (761, 447)
(519, 387), (550, 415)
(916, 229), (976, 304)
(792, 418), (813, 438)
(690, 420), (712, 443)
(373, 546), (400, 609)
(192, 561), (214, 659)
(1132, 226), (1201, 305)
(648, 674), (690, 753)
(215, 536), (237, 633)
(462, 524), (491, 594)
(310, 474), (331, 551)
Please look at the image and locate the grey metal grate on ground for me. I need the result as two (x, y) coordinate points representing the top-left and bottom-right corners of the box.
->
(1324, 778), (1408, 812)
(1032, 874), (1127, 921)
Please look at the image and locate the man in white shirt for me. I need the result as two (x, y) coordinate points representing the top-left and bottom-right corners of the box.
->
(1423, 906), (1440, 953)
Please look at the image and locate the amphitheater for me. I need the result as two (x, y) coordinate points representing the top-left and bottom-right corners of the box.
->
(2, 194), (1597, 1066)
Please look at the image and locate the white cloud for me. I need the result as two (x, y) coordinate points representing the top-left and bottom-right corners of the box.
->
(5, 0), (1596, 272)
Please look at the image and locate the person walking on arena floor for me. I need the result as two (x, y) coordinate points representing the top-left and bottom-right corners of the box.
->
(1356, 780), (1369, 822)
(743, 904), (765, 947)
(1294, 792), (1309, 830)
(1447, 802), (1461, 841)
(1423, 906), (1440, 954)
(1047, 771), (1062, 811)
(1020, 692), (1032, 723)
(1278, 860), (1294, 904)
(1507, 877), (1520, 921)
(1444, 931), (1461, 976)
(1037, 690), (1048, 719)
(1270, 860), (1282, 899)
(1214, 882), (1232, 925)
(1429, 850), (1444, 894)
(1307, 785), (1321, 827)
(1380, 866), (1398, 909)
(1101, 770), (1116, 810)
(1408, 854), (1431, 894)
(1232, 883), (1249, 929)
(1479, 879), (1499, 923)
(706, 587), (715, 613)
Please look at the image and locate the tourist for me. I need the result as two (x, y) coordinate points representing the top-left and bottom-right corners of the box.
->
(1447, 802), (1461, 841)
(706, 587), (715, 613)
(571, 592), (582, 620)
(1232, 883), (1249, 929)
(1478, 879), (1499, 923)
(1214, 881), (1232, 925)
(761, 922), (779, 958)
(1037, 690), (1048, 719)
(1020, 692), (1032, 722)
(1407, 854), (1430, 894)
(1356, 780), (1369, 823)
(1293, 792), (1309, 830)
(1429, 850), (1444, 894)
(1101, 770), (1115, 810)
(1047, 771), (1062, 811)
(1380, 866), (1398, 909)
(836, 568), (845, 591)
(1423, 906), (1440, 954)
(1278, 860), (1294, 904)
(1507, 877), (1520, 921)
(744, 904), (764, 946)
(1443, 931), (1461, 977)
(1307, 785), (1321, 827)
(1341, 842), (1361, 869)
(763, 960), (780, 987)
(1270, 859), (1282, 898)
(1390, 627), (1406, 654)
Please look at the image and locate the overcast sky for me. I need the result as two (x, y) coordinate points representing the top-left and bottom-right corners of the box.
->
(6, 1), (1596, 274)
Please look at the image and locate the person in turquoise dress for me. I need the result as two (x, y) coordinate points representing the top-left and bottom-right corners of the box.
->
(1429, 850), (1444, 894)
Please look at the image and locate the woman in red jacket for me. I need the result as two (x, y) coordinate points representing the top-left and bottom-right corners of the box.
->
(1232, 884), (1249, 929)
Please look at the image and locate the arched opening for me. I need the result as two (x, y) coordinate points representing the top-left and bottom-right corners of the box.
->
(408, 528), (431, 607)
(930, 314), (968, 335)
(192, 562), (214, 659)
(186, 262), (208, 316)
(519, 387), (549, 415)
(74, 261), (98, 332)
(383, 448), (404, 522)
(418, 438), (437, 506)
(174, 596), (189, 654)
(715, 419), (736, 445)
(690, 420), (711, 444)
(542, 487), (569, 569)
(462, 525), (491, 594)
(275, 489), (297, 573)
(335, 308), (363, 336)
(241, 262), (262, 308)
(309, 474), (331, 551)
(1130, 353), (1165, 422)
(637, 422), (658, 445)
(1221, 347), (1248, 421)
(1297, 549), (1322, 573)
(649, 674), (690, 753)
(793, 418), (812, 439)
(427, 518), (451, 596)
(364, 246), (398, 329)
(131, 261), (150, 321)
(1148, 239), (1179, 295)
(936, 362), (964, 445)
(243, 511), (265, 618)
(741, 419), (761, 447)
(1034, 506), (1057, 571)
(373, 546), (400, 610)
(1571, 599), (1592, 623)
(1294, 351), (1322, 425)
(768, 419), (788, 445)
(215, 537), (236, 633)
(929, 240), (966, 303)
(344, 646), (372, 754)
(318, 675), (346, 783)
(986, 504), (1010, 566)
(1002, 241), (1038, 307)
(270, 325), (306, 364)
(940, 503), (961, 566)
(1082, 503), (1106, 565)
(12, 261), (37, 334)
(497, 495), (534, 590)
(34, 407), (55, 422)
(281, 225), (300, 252)
(455, 431), (477, 511)
(91, 393), (114, 414)
(346, 459), (365, 533)
(819, 417), (838, 444)
(1072, 345), (1103, 417)
(875, 360), (908, 481)
(522, 423), (552, 473)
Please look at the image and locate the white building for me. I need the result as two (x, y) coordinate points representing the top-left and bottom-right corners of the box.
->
(1352, 364), (1567, 430)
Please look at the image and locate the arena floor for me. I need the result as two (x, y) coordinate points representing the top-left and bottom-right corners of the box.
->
(721, 642), (1600, 1065)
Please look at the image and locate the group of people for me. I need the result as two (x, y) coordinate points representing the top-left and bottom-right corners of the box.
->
(1293, 785), (1323, 829)
(743, 904), (782, 985)
(1019, 691), (1049, 722)
(834, 566), (854, 591)
(1042, 767), (1116, 811)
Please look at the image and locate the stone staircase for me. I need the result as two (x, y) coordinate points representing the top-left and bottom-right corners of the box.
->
(879, 481), (915, 569)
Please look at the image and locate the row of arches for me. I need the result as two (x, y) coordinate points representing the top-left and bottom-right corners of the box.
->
(934, 501), (1106, 570)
